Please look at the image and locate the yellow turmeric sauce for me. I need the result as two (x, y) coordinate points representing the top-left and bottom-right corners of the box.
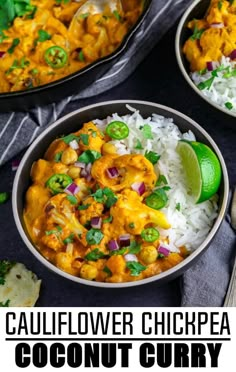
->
(0, 0), (143, 93)
(183, 0), (236, 71)
(23, 120), (188, 283)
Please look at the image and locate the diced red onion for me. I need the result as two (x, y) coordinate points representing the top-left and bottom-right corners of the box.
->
(74, 161), (86, 168)
(64, 182), (80, 195)
(108, 240), (119, 251)
(206, 61), (219, 71)
(124, 254), (138, 262)
(11, 159), (20, 171)
(86, 163), (92, 174)
(158, 245), (170, 257)
(229, 49), (236, 60)
(69, 139), (79, 150)
(131, 181), (146, 196)
(210, 22), (224, 28)
(119, 234), (131, 247)
(106, 167), (119, 178)
(91, 217), (102, 229)
(0, 51), (5, 58)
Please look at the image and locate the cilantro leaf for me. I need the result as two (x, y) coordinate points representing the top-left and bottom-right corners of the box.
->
(63, 233), (75, 245)
(134, 139), (144, 150)
(103, 266), (112, 276)
(7, 37), (20, 54)
(61, 134), (79, 144)
(85, 248), (106, 261)
(141, 124), (153, 139)
(78, 150), (101, 164)
(0, 299), (10, 307)
(126, 261), (146, 276)
(66, 195), (78, 205)
(176, 203), (181, 211)
(103, 215), (113, 223)
(145, 150), (161, 165)
(86, 228), (104, 245)
(36, 29), (51, 43)
(190, 23), (205, 40)
(197, 76), (215, 90)
(155, 175), (168, 186)
(0, 260), (16, 285)
(128, 241), (141, 254)
(80, 133), (89, 145)
(54, 152), (63, 163)
(0, 192), (10, 204)
(91, 187), (118, 208)
(78, 204), (90, 210)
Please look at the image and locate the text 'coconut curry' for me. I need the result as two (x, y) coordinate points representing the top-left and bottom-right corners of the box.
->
(0, 0), (143, 93)
(23, 119), (188, 283)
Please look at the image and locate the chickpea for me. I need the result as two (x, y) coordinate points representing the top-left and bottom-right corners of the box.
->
(68, 166), (81, 179)
(61, 148), (78, 165)
(102, 142), (117, 155)
(80, 264), (98, 280)
(139, 246), (158, 265)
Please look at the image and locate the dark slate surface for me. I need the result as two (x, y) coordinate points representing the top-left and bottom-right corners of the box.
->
(0, 24), (235, 307)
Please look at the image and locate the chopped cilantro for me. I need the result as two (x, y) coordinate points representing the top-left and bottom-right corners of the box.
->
(86, 228), (104, 245)
(80, 12), (90, 19)
(91, 187), (118, 208)
(63, 233), (75, 245)
(80, 133), (89, 145)
(85, 248), (106, 261)
(126, 261), (146, 276)
(145, 150), (161, 165)
(113, 10), (121, 21)
(134, 139), (144, 150)
(155, 175), (168, 186)
(225, 101), (233, 110)
(128, 241), (141, 254)
(0, 299), (10, 307)
(78, 150), (101, 164)
(190, 23), (205, 40)
(0, 260), (15, 285)
(7, 38), (20, 54)
(78, 50), (85, 62)
(103, 215), (113, 223)
(141, 124), (153, 139)
(78, 204), (90, 210)
(197, 76), (215, 90)
(54, 152), (62, 163)
(103, 266), (112, 276)
(66, 195), (78, 205)
(176, 203), (181, 211)
(45, 226), (62, 236)
(61, 134), (79, 144)
(0, 192), (10, 204)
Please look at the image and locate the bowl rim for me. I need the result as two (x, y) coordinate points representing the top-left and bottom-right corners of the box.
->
(0, 0), (152, 100)
(175, 0), (236, 119)
(12, 99), (229, 288)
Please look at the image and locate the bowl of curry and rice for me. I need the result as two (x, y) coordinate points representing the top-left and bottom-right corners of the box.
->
(176, 0), (236, 118)
(12, 100), (229, 287)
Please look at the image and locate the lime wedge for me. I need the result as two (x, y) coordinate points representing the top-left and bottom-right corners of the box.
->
(177, 140), (222, 203)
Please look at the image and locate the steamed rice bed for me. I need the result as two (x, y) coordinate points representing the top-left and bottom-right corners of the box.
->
(23, 107), (218, 283)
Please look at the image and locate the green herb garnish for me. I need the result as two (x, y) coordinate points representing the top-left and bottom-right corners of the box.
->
(103, 215), (113, 223)
(0, 299), (10, 307)
(126, 261), (146, 276)
(66, 195), (78, 205)
(63, 233), (75, 245)
(78, 204), (90, 210)
(141, 124), (153, 139)
(91, 187), (118, 208)
(0, 192), (10, 204)
(78, 150), (101, 164)
(54, 152), (63, 163)
(0, 260), (15, 285)
(197, 76), (215, 90)
(134, 139), (144, 150)
(7, 37), (20, 54)
(103, 266), (112, 276)
(61, 133), (79, 144)
(145, 150), (161, 165)
(85, 248), (106, 261)
(225, 101), (233, 110)
(86, 228), (104, 245)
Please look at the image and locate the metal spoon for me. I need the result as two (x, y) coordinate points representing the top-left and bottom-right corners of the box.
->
(70, 0), (123, 31)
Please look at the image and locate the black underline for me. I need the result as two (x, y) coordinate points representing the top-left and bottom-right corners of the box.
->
(5, 338), (231, 342)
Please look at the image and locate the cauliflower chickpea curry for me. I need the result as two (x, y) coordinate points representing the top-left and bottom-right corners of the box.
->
(0, 0), (143, 93)
(24, 119), (189, 283)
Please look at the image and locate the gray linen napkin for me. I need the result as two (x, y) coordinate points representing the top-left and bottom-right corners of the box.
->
(0, 0), (192, 166)
(181, 219), (236, 307)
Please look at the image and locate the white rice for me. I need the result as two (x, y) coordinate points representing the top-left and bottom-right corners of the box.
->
(191, 56), (236, 113)
(94, 106), (218, 252)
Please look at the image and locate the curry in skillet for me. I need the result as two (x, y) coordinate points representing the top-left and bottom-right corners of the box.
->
(0, 0), (143, 93)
